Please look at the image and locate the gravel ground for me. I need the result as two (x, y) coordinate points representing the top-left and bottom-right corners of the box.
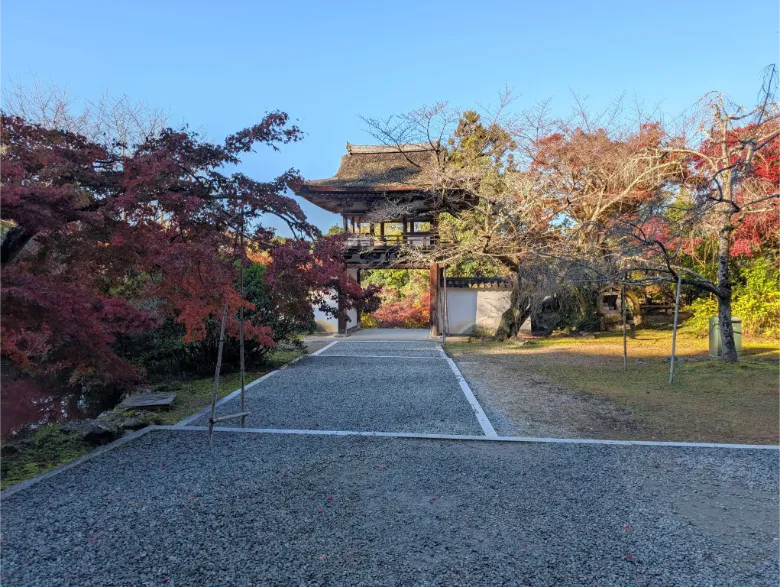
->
(2, 429), (777, 585)
(318, 341), (444, 358)
(454, 356), (656, 439)
(190, 353), (484, 435)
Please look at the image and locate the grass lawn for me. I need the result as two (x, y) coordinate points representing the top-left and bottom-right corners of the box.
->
(446, 329), (779, 445)
(0, 350), (301, 490)
(142, 349), (299, 426)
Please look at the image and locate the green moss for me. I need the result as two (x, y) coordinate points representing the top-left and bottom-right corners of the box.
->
(1, 426), (92, 490)
(1, 349), (303, 490)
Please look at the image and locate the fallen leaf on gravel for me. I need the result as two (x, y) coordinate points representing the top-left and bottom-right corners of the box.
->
(376, 464), (386, 470)
(318, 555), (326, 561)
(430, 496), (439, 502)
(326, 496), (333, 501)
(317, 508), (324, 513)
(625, 524), (632, 531)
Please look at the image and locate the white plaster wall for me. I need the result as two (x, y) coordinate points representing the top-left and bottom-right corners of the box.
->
(442, 288), (519, 335)
(475, 290), (513, 331)
(311, 280), (359, 333)
(346, 307), (358, 331)
(313, 306), (338, 333)
(445, 289), (478, 334)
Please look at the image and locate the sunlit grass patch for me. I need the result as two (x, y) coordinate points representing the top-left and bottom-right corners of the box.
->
(446, 329), (779, 444)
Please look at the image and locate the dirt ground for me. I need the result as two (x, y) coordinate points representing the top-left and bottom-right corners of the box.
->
(453, 355), (658, 439)
(446, 330), (779, 444)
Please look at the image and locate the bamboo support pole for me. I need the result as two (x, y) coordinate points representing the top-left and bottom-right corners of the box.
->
(208, 303), (229, 446)
(239, 209), (246, 428)
(669, 272), (683, 385)
(211, 411), (251, 423)
(622, 281), (628, 372)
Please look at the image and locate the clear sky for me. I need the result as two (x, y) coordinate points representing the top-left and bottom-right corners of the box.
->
(3, 0), (778, 233)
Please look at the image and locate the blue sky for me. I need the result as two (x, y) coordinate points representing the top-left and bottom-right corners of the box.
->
(3, 0), (778, 233)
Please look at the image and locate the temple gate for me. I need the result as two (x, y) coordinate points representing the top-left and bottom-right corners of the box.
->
(294, 142), (514, 336)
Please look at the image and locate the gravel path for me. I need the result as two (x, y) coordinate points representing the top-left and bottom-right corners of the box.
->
(190, 342), (484, 435)
(2, 429), (777, 585)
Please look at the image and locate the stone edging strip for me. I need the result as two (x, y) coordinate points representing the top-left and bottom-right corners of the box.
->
(441, 350), (498, 438)
(4, 424), (777, 499)
(161, 425), (780, 450)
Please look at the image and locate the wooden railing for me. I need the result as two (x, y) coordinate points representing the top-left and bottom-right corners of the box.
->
(345, 233), (439, 249)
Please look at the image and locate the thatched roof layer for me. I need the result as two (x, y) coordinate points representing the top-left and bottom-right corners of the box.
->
(292, 142), (441, 215)
(303, 142), (439, 190)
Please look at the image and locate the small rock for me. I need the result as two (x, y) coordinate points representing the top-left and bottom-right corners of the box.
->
(119, 417), (146, 431)
(635, 359), (645, 365)
(61, 419), (120, 444)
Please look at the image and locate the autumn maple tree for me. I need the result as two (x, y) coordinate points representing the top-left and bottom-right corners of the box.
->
(1, 112), (373, 432)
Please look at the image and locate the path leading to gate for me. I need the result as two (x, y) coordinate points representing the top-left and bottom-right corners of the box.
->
(182, 340), (496, 437)
(2, 336), (778, 585)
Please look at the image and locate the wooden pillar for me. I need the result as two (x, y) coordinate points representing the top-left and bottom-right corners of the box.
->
(355, 269), (362, 328)
(429, 262), (441, 337)
(337, 288), (347, 335)
(342, 215), (348, 233)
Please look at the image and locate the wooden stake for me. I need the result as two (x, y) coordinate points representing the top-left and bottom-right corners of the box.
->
(239, 208), (246, 428)
(208, 303), (229, 446)
(669, 272), (683, 385)
(622, 281), (627, 372)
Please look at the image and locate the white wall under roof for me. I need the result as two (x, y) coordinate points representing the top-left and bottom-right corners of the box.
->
(443, 288), (517, 334)
(313, 285), (527, 335)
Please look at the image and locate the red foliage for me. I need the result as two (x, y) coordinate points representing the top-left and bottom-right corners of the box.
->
(0, 114), (369, 433)
(371, 291), (430, 328)
(694, 125), (779, 256)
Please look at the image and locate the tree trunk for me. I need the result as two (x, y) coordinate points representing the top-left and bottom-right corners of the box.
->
(717, 218), (738, 361)
(495, 275), (531, 340)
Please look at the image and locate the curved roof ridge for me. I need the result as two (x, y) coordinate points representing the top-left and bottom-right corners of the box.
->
(346, 141), (440, 155)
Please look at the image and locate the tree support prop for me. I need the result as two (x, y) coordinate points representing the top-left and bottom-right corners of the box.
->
(210, 411), (251, 424)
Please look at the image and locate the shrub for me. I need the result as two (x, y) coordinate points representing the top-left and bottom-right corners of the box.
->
(686, 297), (718, 336)
(685, 258), (779, 337)
(733, 258), (780, 337)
